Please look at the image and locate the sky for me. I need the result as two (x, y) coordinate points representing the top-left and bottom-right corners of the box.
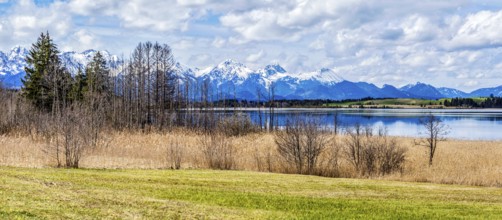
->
(1, 0), (502, 91)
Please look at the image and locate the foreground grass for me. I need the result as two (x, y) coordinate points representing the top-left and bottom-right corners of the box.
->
(1, 167), (501, 219)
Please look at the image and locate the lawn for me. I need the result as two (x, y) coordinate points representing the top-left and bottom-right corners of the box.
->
(0, 167), (501, 219)
(327, 98), (441, 107)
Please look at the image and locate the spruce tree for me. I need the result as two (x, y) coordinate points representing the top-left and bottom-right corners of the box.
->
(22, 32), (49, 109)
(85, 52), (110, 96)
(22, 32), (71, 111)
(69, 68), (87, 102)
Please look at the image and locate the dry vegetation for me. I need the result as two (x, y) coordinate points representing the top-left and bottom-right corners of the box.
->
(1, 34), (500, 193)
(1, 130), (501, 187)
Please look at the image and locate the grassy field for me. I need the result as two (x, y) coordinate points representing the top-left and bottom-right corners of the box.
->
(328, 98), (440, 107)
(326, 98), (489, 108)
(1, 167), (501, 219)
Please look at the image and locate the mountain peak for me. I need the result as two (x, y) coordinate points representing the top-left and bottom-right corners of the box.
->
(400, 81), (444, 99)
(208, 59), (252, 80)
(82, 49), (97, 54)
(317, 68), (344, 83)
(219, 59), (243, 67)
(263, 64), (286, 75)
(9, 46), (28, 59)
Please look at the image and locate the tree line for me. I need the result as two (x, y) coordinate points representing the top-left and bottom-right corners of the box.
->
(0, 32), (279, 167)
(0, 32), (449, 175)
(444, 96), (502, 108)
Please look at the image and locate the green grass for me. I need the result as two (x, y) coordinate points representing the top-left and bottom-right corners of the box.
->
(327, 98), (491, 108)
(1, 167), (501, 219)
(328, 98), (441, 107)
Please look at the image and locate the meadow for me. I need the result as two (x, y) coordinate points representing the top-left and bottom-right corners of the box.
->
(1, 167), (501, 219)
(326, 98), (490, 108)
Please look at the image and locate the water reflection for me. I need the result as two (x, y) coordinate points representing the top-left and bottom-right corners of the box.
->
(230, 108), (502, 140)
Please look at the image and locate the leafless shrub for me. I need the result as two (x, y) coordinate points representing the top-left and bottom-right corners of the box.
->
(275, 115), (330, 175)
(344, 125), (406, 176)
(316, 137), (343, 177)
(218, 114), (259, 137)
(376, 136), (406, 175)
(40, 102), (105, 168)
(343, 123), (368, 174)
(199, 132), (235, 170)
(167, 136), (184, 169)
(253, 145), (275, 172)
(0, 86), (13, 134)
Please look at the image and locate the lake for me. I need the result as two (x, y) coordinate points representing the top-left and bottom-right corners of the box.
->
(227, 108), (502, 140)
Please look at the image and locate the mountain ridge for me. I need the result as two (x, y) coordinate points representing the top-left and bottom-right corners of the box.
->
(0, 46), (501, 100)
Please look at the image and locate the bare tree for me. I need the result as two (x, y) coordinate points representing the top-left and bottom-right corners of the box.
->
(333, 110), (341, 135)
(275, 115), (329, 175)
(268, 82), (276, 131)
(416, 113), (450, 166)
(343, 123), (367, 173)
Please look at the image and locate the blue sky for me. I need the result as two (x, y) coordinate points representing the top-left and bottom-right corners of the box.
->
(1, 0), (502, 91)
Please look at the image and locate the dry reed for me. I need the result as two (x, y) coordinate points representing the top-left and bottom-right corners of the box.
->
(1, 131), (501, 187)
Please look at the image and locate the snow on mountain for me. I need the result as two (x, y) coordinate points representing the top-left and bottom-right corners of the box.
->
(437, 87), (468, 98)
(295, 68), (344, 84)
(202, 59), (253, 81)
(261, 64), (286, 76)
(0, 46), (29, 88)
(0, 47), (122, 88)
(61, 49), (122, 74)
(0, 52), (8, 75)
(2, 46), (502, 100)
(470, 85), (502, 97)
(399, 82), (445, 99)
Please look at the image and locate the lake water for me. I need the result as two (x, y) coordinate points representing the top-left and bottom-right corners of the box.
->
(229, 108), (502, 140)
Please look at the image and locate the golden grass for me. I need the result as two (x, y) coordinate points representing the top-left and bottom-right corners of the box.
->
(1, 131), (501, 187)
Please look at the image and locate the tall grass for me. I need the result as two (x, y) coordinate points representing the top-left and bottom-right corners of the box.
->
(1, 131), (501, 187)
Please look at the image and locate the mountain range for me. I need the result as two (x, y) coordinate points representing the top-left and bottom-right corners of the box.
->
(1, 46), (501, 100)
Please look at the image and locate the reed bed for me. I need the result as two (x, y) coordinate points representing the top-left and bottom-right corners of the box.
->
(1, 131), (501, 187)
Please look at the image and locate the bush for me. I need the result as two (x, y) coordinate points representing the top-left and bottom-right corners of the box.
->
(275, 115), (330, 175)
(217, 114), (259, 137)
(166, 136), (184, 169)
(199, 132), (235, 170)
(344, 125), (406, 176)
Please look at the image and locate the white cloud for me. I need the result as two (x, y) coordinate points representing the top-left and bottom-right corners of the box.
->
(246, 50), (265, 63)
(447, 10), (502, 50)
(1, 0), (502, 90)
(212, 37), (226, 48)
(0, 0), (72, 48)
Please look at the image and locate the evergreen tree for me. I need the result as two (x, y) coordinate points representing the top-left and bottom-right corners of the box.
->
(22, 32), (50, 109)
(69, 68), (87, 102)
(85, 52), (110, 97)
(22, 32), (71, 111)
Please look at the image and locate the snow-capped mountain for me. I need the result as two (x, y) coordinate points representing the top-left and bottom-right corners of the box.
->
(1, 46), (502, 100)
(470, 85), (502, 97)
(437, 87), (469, 98)
(0, 47), (121, 88)
(0, 46), (29, 88)
(399, 82), (444, 99)
(60, 49), (122, 74)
